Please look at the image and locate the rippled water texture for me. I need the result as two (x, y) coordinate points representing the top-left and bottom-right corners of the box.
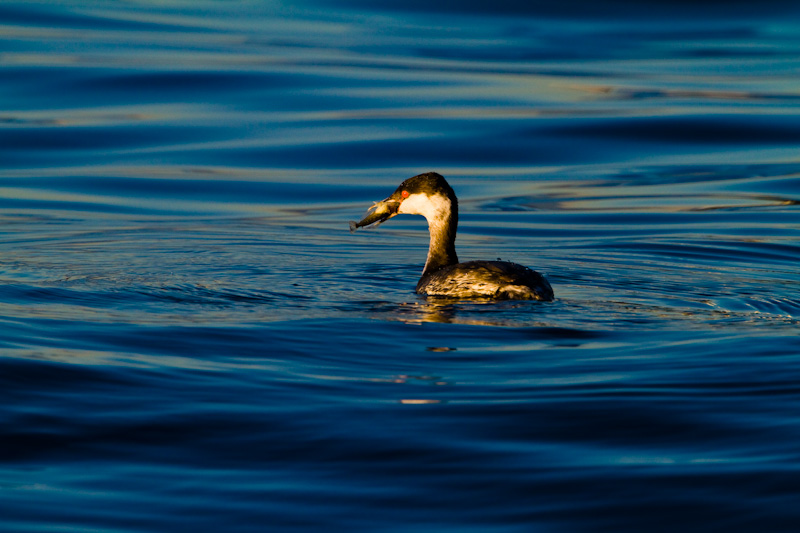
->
(3, 1), (800, 531)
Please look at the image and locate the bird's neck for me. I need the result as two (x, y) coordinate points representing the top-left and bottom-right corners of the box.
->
(422, 199), (458, 276)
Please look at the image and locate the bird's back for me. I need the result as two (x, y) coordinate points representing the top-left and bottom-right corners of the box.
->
(416, 260), (554, 301)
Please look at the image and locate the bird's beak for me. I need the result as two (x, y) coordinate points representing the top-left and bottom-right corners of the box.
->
(349, 191), (402, 232)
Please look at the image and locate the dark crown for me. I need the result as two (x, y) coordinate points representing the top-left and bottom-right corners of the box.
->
(397, 172), (457, 202)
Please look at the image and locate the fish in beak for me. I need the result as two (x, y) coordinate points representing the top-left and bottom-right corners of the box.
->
(349, 190), (403, 232)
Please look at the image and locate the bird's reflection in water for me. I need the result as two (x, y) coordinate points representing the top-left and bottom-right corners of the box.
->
(392, 298), (553, 327)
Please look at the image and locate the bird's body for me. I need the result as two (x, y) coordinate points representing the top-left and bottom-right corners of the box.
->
(417, 260), (553, 300)
(351, 172), (553, 301)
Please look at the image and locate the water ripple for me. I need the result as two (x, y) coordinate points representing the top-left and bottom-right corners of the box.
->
(3, 1), (800, 532)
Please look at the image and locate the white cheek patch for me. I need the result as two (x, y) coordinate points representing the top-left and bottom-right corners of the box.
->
(398, 193), (450, 222)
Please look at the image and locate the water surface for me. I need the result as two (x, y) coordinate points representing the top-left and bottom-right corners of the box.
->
(2, 1), (800, 531)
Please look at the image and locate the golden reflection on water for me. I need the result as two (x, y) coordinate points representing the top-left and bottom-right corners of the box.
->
(576, 84), (800, 102)
(392, 299), (554, 327)
(523, 177), (800, 213)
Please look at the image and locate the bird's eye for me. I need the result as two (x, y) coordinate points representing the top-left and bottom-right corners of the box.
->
(401, 190), (409, 198)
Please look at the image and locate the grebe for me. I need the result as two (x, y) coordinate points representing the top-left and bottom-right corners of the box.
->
(350, 172), (554, 301)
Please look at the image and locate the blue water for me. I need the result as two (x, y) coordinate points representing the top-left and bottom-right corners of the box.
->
(3, 1), (800, 531)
